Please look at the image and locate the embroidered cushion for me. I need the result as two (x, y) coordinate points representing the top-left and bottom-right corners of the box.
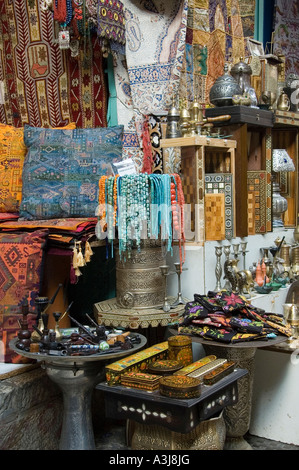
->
(0, 123), (76, 214)
(0, 229), (48, 362)
(20, 125), (123, 220)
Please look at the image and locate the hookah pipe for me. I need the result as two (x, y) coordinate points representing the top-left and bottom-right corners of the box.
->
(41, 283), (63, 316)
(270, 236), (285, 259)
(68, 313), (98, 344)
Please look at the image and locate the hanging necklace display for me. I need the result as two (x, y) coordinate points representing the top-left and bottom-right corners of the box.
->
(98, 173), (186, 269)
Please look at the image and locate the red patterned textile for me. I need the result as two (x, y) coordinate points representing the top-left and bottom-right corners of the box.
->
(0, 1), (107, 128)
(0, 229), (48, 362)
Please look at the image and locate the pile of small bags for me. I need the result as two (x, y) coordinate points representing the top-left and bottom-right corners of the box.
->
(177, 291), (291, 343)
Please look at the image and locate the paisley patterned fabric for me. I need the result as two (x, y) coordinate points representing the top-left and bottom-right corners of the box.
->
(0, 229), (48, 362)
(20, 125), (123, 220)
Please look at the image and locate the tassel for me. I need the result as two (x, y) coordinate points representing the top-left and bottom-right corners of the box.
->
(72, 243), (79, 268)
(77, 242), (85, 267)
(74, 267), (82, 277)
(84, 240), (93, 263)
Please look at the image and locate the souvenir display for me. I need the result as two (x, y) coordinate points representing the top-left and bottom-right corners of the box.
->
(147, 360), (183, 376)
(177, 290), (292, 344)
(14, 303), (141, 360)
(120, 372), (162, 391)
(188, 359), (228, 380)
(173, 355), (217, 376)
(203, 361), (236, 386)
(159, 375), (201, 399)
(97, 173), (186, 265)
(105, 341), (169, 385)
(167, 335), (193, 366)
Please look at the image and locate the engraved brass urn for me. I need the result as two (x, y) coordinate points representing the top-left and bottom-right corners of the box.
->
(209, 64), (242, 107)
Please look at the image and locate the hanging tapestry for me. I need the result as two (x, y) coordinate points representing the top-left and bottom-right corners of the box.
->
(0, 0), (107, 128)
(180, 0), (256, 104)
(124, 0), (187, 115)
(273, 0), (299, 77)
(112, 0), (187, 172)
(111, 53), (144, 169)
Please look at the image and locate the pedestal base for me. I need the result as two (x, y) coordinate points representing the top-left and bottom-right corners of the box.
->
(44, 360), (105, 450)
(130, 411), (226, 451)
(203, 344), (256, 447)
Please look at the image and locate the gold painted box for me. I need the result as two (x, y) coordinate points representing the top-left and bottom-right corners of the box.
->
(105, 341), (168, 385)
(188, 359), (227, 380)
(173, 355), (217, 376)
(168, 335), (193, 366)
(203, 361), (235, 385)
(159, 375), (201, 399)
(147, 359), (183, 376)
(120, 371), (162, 391)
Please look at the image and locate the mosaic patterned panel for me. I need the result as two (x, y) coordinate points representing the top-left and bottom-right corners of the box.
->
(247, 171), (267, 234)
(205, 173), (233, 240)
(265, 130), (273, 231)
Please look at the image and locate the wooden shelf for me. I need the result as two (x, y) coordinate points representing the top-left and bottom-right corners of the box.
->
(161, 136), (237, 243)
(160, 135), (237, 149)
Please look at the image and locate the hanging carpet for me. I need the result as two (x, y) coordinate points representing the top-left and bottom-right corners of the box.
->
(0, 0), (107, 128)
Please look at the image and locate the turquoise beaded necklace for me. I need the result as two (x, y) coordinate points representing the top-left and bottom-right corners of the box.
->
(100, 174), (184, 261)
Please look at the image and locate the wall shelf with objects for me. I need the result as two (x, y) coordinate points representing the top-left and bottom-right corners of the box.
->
(160, 136), (237, 244)
(205, 106), (275, 237)
(272, 110), (299, 228)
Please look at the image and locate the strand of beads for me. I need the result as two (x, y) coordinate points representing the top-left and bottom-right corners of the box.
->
(149, 174), (161, 239)
(173, 173), (186, 267)
(98, 175), (108, 233)
(117, 175), (128, 259)
(97, 173), (185, 262)
(161, 174), (173, 253)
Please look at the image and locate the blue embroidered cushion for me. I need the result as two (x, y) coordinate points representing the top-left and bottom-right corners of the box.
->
(20, 125), (123, 220)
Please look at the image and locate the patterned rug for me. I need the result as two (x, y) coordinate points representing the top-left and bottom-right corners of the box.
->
(0, 0), (107, 128)
(180, 0), (256, 104)
(273, 0), (299, 77)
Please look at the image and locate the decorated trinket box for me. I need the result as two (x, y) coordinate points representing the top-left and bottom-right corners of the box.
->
(168, 335), (193, 366)
(203, 361), (235, 385)
(147, 359), (183, 376)
(173, 355), (217, 376)
(188, 358), (227, 380)
(105, 341), (168, 385)
(120, 371), (162, 391)
(159, 375), (201, 399)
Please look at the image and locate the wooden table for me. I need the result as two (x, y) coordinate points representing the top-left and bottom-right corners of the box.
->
(97, 368), (247, 450)
(177, 333), (287, 450)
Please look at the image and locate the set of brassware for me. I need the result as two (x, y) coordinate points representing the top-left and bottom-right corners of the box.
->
(213, 236), (298, 299)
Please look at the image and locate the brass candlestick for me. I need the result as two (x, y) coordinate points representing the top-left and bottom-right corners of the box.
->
(232, 243), (240, 260)
(240, 241), (248, 270)
(223, 245), (232, 290)
(214, 246), (223, 291)
(160, 265), (171, 312)
(171, 262), (188, 307)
